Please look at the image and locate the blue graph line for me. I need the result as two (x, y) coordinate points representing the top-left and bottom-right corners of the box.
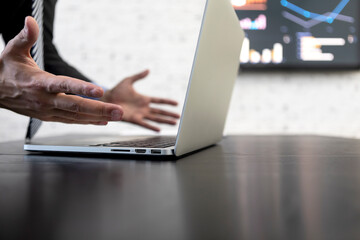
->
(280, 0), (350, 24)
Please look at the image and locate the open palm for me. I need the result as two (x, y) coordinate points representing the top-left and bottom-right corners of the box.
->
(100, 70), (180, 131)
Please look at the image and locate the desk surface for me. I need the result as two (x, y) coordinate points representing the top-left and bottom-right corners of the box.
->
(1, 135), (360, 240)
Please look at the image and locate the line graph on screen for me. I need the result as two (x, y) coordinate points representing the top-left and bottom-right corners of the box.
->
(281, 0), (354, 28)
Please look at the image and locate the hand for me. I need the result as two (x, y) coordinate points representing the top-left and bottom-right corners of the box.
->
(0, 17), (123, 125)
(100, 70), (180, 132)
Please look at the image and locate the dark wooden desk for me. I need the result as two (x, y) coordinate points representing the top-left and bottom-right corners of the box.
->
(1, 135), (360, 240)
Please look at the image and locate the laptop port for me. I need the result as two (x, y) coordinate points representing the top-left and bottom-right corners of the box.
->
(135, 149), (147, 154)
(111, 149), (131, 152)
(151, 150), (162, 154)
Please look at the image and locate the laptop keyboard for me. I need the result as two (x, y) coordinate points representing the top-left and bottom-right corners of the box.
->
(93, 136), (176, 148)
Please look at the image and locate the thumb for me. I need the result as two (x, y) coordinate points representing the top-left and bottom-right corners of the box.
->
(128, 69), (150, 84)
(5, 16), (39, 57)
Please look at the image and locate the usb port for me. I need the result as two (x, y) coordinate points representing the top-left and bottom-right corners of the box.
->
(151, 150), (162, 154)
(135, 149), (146, 154)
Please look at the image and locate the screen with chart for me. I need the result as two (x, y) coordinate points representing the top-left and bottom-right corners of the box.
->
(232, 0), (360, 69)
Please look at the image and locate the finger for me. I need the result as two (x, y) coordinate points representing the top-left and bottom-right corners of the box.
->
(150, 97), (178, 106)
(54, 94), (123, 120)
(42, 74), (104, 98)
(136, 120), (161, 132)
(49, 109), (114, 122)
(45, 116), (108, 125)
(150, 108), (180, 119)
(127, 69), (150, 83)
(7, 105), (109, 125)
(4, 16), (39, 57)
(145, 115), (177, 125)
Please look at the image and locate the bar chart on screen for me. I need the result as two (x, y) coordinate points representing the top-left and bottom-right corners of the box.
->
(297, 32), (346, 61)
(240, 14), (267, 30)
(232, 0), (267, 11)
(240, 37), (283, 64)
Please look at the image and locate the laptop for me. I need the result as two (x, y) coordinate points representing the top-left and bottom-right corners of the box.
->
(24, 0), (245, 157)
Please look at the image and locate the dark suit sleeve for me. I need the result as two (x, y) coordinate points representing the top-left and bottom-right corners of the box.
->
(1, 0), (32, 44)
(43, 0), (93, 83)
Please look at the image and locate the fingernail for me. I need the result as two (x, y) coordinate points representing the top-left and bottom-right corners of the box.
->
(111, 110), (122, 121)
(24, 18), (28, 34)
(90, 88), (102, 97)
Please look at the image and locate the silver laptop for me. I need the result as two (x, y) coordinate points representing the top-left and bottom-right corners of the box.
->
(24, 0), (245, 157)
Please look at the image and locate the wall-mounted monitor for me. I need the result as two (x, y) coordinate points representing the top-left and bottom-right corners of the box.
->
(232, 0), (360, 69)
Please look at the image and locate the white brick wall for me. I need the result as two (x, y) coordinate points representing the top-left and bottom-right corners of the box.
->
(1, 0), (360, 142)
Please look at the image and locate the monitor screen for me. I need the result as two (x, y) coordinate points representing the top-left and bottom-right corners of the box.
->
(232, 0), (360, 69)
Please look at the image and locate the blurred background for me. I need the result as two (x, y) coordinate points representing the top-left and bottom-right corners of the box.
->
(1, 0), (360, 142)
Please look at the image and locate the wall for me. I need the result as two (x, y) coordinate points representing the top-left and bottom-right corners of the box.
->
(1, 0), (360, 142)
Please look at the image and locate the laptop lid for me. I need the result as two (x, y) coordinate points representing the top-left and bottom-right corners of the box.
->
(174, 0), (244, 156)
